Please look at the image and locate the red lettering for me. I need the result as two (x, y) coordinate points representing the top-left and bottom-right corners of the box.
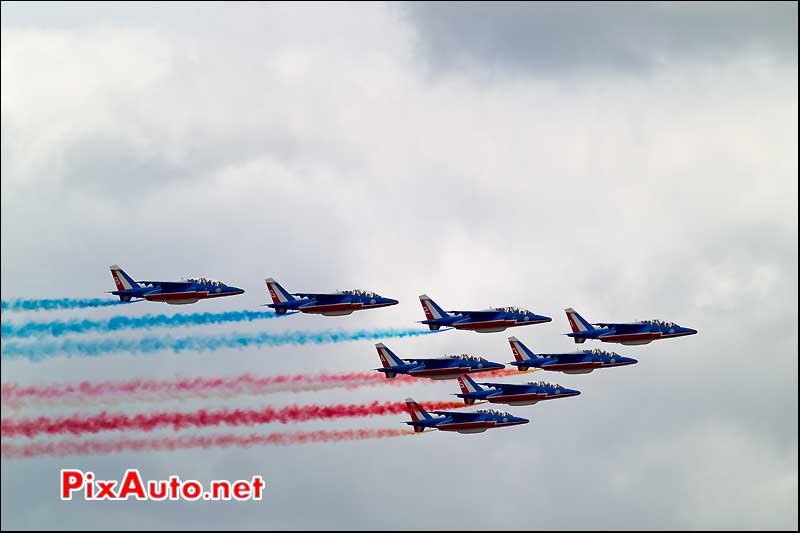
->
(252, 476), (266, 500)
(60, 470), (84, 500)
(181, 481), (202, 501)
(95, 480), (118, 500)
(148, 481), (168, 500)
(232, 481), (250, 500)
(118, 469), (146, 500)
(211, 481), (230, 500)
(169, 476), (181, 499)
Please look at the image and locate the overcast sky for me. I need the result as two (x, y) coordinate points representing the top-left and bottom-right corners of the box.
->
(1, 1), (797, 530)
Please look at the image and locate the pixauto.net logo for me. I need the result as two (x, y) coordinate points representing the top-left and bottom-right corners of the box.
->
(61, 469), (266, 501)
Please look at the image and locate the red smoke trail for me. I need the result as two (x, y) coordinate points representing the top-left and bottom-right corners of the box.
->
(1, 400), (464, 439)
(1, 428), (418, 459)
(1, 368), (528, 409)
(0, 372), (402, 409)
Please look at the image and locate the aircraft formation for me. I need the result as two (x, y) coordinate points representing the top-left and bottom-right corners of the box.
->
(106, 265), (698, 434)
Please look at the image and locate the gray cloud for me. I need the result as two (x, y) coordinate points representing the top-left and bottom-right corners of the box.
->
(404, 1), (798, 77)
(1, 1), (797, 530)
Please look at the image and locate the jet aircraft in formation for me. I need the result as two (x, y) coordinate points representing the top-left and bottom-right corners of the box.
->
(507, 336), (637, 374)
(404, 398), (528, 434)
(564, 308), (697, 345)
(264, 278), (398, 316)
(103, 267), (697, 437)
(454, 374), (581, 406)
(109, 265), (244, 305)
(418, 294), (551, 333)
(374, 343), (504, 380)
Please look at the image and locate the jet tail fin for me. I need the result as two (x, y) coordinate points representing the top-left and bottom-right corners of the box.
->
(376, 343), (404, 369)
(405, 398), (433, 421)
(419, 295), (450, 327)
(456, 375), (484, 405)
(109, 265), (140, 300)
(265, 278), (296, 305)
(565, 308), (594, 333)
(457, 375), (484, 395)
(508, 336), (535, 362)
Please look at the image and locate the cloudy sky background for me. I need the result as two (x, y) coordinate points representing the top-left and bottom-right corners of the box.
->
(1, 1), (797, 529)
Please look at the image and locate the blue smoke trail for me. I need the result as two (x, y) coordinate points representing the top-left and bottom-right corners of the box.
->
(2, 310), (289, 339)
(1, 328), (438, 362)
(1, 298), (125, 312)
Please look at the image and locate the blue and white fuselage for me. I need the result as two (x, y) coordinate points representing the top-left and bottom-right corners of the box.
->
(404, 398), (528, 434)
(265, 278), (398, 316)
(564, 308), (697, 345)
(375, 343), (504, 380)
(507, 336), (637, 374)
(418, 294), (551, 333)
(108, 265), (244, 305)
(455, 375), (580, 406)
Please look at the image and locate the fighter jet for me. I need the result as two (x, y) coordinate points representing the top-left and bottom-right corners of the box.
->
(454, 374), (580, 406)
(565, 308), (698, 345)
(418, 294), (551, 333)
(404, 398), (528, 434)
(375, 343), (505, 380)
(108, 265), (244, 305)
(507, 336), (637, 374)
(264, 278), (398, 316)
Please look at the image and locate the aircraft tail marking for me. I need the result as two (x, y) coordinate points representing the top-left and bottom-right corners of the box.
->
(375, 343), (404, 369)
(457, 375), (484, 395)
(109, 265), (140, 291)
(565, 308), (594, 333)
(265, 278), (296, 304)
(405, 398), (433, 422)
(418, 295), (449, 321)
(508, 336), (534, 361)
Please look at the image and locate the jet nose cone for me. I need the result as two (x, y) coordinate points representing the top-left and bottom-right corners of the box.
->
(232, 287), (245, 295)
(685, 328), (698, 335)
(568, 389), (581, 396)
(491, 362), (506, 369)
(624, 357), (638, 365)
(387, 298), (399, 306)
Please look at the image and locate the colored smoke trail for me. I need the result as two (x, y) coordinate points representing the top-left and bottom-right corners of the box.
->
(1, 382), (396, 412)
(1, 400), (464, 438)
(0, 328), (438, 362)
(1, 298), (124, 312)
(1, 310), (286, 339)
(1, 368), (529, 410)
(1, 428), (419, 459)
(1, 371), (405, 408)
